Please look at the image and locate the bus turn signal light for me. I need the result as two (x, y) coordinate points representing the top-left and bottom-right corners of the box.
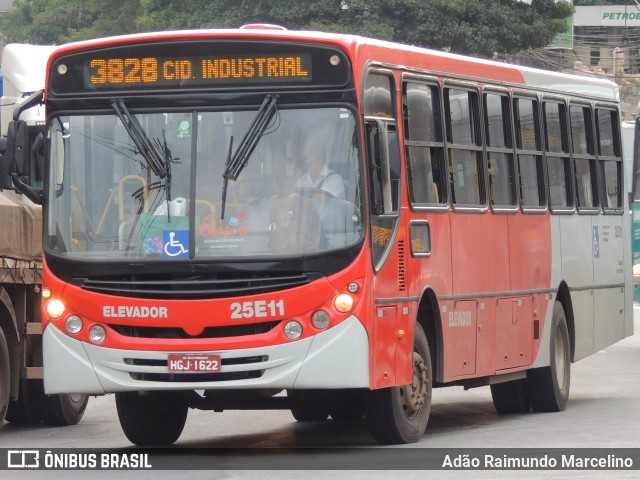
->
(334, 294), (354, 313)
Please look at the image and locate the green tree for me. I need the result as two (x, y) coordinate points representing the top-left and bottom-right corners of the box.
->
(2, 0), (573, 58)
(141, 0), (575, 57)
(2, 0), (92, 44)
(1, 0), (143, 44)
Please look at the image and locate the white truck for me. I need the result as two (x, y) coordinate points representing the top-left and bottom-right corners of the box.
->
(0, 44), (87, 426)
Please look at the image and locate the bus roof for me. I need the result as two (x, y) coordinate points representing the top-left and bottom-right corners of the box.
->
(48, 27), (620, 102)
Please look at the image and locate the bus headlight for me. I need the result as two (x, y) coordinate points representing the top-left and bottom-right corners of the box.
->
(46, 299), (65, 319)
(88, 325), (106, 344)
(65, 315), (83, 334)
(311, 310), (330, 330)
(283, 321), (303, 340)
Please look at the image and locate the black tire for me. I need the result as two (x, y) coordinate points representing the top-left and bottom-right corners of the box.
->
(0, 328), (10, 425)
(490, 379), (530, 413)
(290, 405), (330, 421)
(6, 379), (88, 426)
(527, 301), (571, 412)
(116, 391), (189, 446)
(329, 404), (364, 423)
(41, 392), (89, 426)
(288, 390), (329, 421)
(364, 322), (432, 444)
(5, 379), (44, 425)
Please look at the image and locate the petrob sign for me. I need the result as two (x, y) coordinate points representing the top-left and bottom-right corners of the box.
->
(575, 6), (640, 27)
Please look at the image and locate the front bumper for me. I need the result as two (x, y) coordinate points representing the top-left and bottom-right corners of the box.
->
(43, 315), (370, 394)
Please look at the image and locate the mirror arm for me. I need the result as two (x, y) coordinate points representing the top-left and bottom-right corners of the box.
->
(11, 173), (43, 204)
(13, 90), (44, 121)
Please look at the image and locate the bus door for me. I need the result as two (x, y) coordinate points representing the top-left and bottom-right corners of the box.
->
(363, 70), (411, 389)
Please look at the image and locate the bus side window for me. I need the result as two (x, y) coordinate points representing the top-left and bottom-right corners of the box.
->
(543, 100), (573, 210)
(445, 87), (485, 207)
(570, 104), (598, 211)
(403, 81), (446, 206)
(596, 107), (623, 211)
(484, 91), (516, 208)
(514, 96), (546, 209)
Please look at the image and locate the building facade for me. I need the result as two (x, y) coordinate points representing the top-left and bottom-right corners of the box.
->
(572, 5), (640, 74)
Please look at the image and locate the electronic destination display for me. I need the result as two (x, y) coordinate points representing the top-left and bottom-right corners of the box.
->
(85, 54), (312, 88)
(49, 40), (350, 94)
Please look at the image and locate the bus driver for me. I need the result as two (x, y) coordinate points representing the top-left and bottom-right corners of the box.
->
(295, 135), (345, 199)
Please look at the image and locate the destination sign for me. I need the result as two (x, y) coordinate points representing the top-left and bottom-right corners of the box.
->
(84, 54), (312, 88)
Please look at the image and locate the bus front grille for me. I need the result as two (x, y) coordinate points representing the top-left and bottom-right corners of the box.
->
(73, 271), (321, 300)
(109, 321), (280, 339)
(126, 355), (268, 383)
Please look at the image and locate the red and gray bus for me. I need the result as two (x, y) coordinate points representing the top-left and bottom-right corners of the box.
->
(2, 26), (632, 445)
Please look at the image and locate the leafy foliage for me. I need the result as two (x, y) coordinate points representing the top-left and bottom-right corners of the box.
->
(1, 0), (144, 44)
(1, 0), (574, 58)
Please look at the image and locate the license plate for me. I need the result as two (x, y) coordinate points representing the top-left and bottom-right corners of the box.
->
(167, 354), (221, 372)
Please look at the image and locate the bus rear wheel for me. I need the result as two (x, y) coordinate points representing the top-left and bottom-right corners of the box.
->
(526, 301), (571, 412)
(490, 378), (530, 413)
(116, 391), (189, 446)
(364, 322), (432, 444)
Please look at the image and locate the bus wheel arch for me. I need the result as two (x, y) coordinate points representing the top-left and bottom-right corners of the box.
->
(554, 282), (575, 362)
(415, 288), (442, 384)
(527, 298), (571, 412)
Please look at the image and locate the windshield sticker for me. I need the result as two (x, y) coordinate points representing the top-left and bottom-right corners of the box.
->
(177, 119), (192, 139)
(163, 230), (190, 258)
(198, 214), (248, 251)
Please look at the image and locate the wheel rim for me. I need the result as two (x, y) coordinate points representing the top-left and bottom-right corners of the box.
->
(554, 325), (567, 390)
(399, 351), (428, 419)
(68, 393), (85, 405)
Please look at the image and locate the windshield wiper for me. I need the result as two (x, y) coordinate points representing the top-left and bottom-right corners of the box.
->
(220, 94), (278, 219)
(112, 99), (168, 179)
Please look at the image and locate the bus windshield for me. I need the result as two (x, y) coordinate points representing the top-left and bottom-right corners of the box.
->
(45, 105), (362, 260)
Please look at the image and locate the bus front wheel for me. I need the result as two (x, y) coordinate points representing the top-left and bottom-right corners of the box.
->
(526, 301), (571, 412)
(364, 322), (432, 444)
(116, 391), (188, 446)
(41, 392), (89, 426)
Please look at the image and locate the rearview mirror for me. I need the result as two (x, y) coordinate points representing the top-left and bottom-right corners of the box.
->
(0, 137), (11, 190)
(2, 120), (43, 203)
(8, 120), (30, 175)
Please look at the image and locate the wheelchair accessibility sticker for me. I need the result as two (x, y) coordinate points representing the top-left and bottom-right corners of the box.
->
(163, 230), (189, 258)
